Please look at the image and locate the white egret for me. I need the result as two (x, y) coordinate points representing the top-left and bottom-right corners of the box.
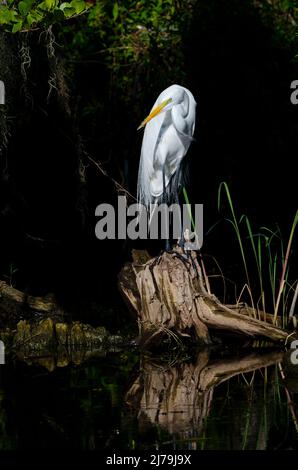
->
(137, 84), (196, 210)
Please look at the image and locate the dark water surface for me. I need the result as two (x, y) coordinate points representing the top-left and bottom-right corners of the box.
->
(0, 349), (297, 450)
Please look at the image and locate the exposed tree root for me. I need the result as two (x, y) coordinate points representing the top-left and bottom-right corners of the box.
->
(118, 247), (295, 347)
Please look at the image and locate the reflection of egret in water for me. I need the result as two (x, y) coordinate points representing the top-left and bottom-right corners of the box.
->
(126, 350), (296, 449)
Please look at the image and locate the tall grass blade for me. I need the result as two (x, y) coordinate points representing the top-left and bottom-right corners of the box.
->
(273, 210), (298, 324)
(218, 182), (251, 293)
(289, 282), (298, 320)
(182, 187), (211, 294)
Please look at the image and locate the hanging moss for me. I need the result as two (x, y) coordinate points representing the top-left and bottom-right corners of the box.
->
(0, 33), (19, 166)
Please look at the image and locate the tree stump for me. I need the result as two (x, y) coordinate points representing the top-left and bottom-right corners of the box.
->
(118, 247), (293, 347)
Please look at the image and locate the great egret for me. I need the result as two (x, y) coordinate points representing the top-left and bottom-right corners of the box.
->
(137, 84), (196, 210)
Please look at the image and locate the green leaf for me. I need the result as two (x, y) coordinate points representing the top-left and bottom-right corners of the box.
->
(26, 9), (43, 26)
(18, 1), (32, 16)
(61, 5), (76, 17)
(70, 0), (86, 14)
(60, 2), (72, 10)
(12, 21), (23, 33)
(112, 2), (119, 20)
(45, 0), (57, 10)
(36, 2), (47, 11)
(0, 8), (16, 24)
(26, 12), (33, 26)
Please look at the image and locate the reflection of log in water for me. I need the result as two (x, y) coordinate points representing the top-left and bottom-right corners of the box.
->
(126, 351), (212, 436)
(126, 351), (284, 443)
(1, 318), (125, 371)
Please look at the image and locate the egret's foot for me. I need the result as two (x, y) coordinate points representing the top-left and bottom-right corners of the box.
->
(172, 251), (191, 268)
(173, 244), (201, 277)
(178, 236), (185, 250)
(165, 239), (171, 252)
(151, 253), (163, 267)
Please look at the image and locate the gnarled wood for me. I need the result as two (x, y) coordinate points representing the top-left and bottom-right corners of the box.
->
(118, 248), (293, 347)
(0, 280), (60, 316)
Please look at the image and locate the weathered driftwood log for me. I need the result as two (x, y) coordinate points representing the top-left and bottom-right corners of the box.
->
(0, 280), (62, 324)
(118, 248), (293, 347)
(126, 351), (284, 439)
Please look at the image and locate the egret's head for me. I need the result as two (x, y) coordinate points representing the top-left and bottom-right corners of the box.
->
(137, 97), (172, 130)
(137, 85), (188, 130)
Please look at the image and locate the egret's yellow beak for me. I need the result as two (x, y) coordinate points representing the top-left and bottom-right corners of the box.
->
(137, 98), (172, 130)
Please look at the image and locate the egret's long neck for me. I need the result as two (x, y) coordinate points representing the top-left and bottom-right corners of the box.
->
(171, 93), (189, 135)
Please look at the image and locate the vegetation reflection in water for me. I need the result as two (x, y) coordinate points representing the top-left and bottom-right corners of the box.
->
(0, 349), (297, 450)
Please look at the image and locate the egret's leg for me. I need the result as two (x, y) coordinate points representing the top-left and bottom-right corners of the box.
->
(178, 208), (185, 250)
(175, 187), (185, 250)
(162, 168), (170, 251)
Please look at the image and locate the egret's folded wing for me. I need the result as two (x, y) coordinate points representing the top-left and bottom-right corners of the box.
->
(137, 107), (167, 207)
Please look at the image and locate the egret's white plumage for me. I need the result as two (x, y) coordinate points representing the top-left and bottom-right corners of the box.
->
(137, 84), (196, 209)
